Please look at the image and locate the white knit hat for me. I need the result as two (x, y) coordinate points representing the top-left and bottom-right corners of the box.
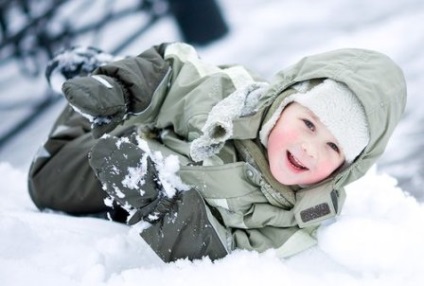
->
(293, 79), (369, 162)
(260, 79), (369, 163)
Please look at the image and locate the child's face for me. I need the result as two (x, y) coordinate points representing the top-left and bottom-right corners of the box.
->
(267, 102), (345, 186)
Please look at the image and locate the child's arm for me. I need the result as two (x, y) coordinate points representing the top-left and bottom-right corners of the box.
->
(61, 43), (171, 138)
(61, 42), (263, 142)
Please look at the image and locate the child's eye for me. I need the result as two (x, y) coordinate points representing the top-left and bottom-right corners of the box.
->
(303, 119), (315, 131)
(328, 142), (340, 153)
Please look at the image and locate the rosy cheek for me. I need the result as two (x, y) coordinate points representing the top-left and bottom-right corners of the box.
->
(315, 160), (337, 179)
(281, 129), (297, 142)
(271, 128), (298, 147)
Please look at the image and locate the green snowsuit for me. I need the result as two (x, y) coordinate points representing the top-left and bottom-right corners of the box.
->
(28, 42), (407, 262)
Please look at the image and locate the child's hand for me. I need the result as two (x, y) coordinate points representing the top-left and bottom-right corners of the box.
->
(62, 75), (129, 138)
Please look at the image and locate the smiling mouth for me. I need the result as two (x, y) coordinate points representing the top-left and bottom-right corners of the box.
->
(287, 151), (308, 171)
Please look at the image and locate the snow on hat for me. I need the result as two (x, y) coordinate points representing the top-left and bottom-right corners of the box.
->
(292, 79), (369, 163)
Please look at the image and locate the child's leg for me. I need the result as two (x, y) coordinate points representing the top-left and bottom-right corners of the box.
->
(28, 105), (113, 216)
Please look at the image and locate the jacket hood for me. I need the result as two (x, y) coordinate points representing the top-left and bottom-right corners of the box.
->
(262, 48), (407, 188)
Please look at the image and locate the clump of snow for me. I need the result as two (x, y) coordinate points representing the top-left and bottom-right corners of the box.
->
(92, 116), (112, 127)
(104, 196), (114, 207)
(112, 184), (126, 199)
(150, 151), (190, 198)
(48, 46), (116, 94)
(115, 136), (130, 149)
(121, 161), (147, 191)
(135, 136), (190, 198)
(117, 137), (148, 192)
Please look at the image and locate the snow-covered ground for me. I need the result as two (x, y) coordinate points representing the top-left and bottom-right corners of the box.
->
(1, 0), (424, 285)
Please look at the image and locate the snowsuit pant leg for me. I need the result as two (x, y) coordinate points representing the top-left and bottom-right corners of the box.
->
(28, 105), (129, 220)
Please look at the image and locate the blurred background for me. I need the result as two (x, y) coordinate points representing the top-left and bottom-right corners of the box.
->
(1, 0), (423, 200)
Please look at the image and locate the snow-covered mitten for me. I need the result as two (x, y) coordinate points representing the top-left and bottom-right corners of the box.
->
(88, 135), (179, 225)
(45, 46), (116, 93)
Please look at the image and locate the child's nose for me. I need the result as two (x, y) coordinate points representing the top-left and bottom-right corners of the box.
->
(301, 142), (316, 158)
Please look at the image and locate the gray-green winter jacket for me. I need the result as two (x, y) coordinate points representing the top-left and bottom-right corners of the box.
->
(29, 42), (407, 261)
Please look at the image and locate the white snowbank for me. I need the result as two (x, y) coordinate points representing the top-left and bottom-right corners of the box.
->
(1, 161), (423, 286)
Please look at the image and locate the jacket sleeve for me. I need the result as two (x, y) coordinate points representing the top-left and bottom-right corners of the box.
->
(91, 42), (260, 140)
(62, 42), (262, 142)
(91, 43), (171, 117)
(149, 43), (261, 140)
(59, 43), (173, 138)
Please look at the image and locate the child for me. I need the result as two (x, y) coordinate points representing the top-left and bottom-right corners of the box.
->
(28, 42), (407, 262)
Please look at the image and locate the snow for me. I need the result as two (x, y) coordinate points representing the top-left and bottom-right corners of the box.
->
(1, 0), (424, 285)
(2, 162), (424, 285)
(48, 47), (116, 94)
(134, 136), (190, 197)
(149, 151), (190, 197)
